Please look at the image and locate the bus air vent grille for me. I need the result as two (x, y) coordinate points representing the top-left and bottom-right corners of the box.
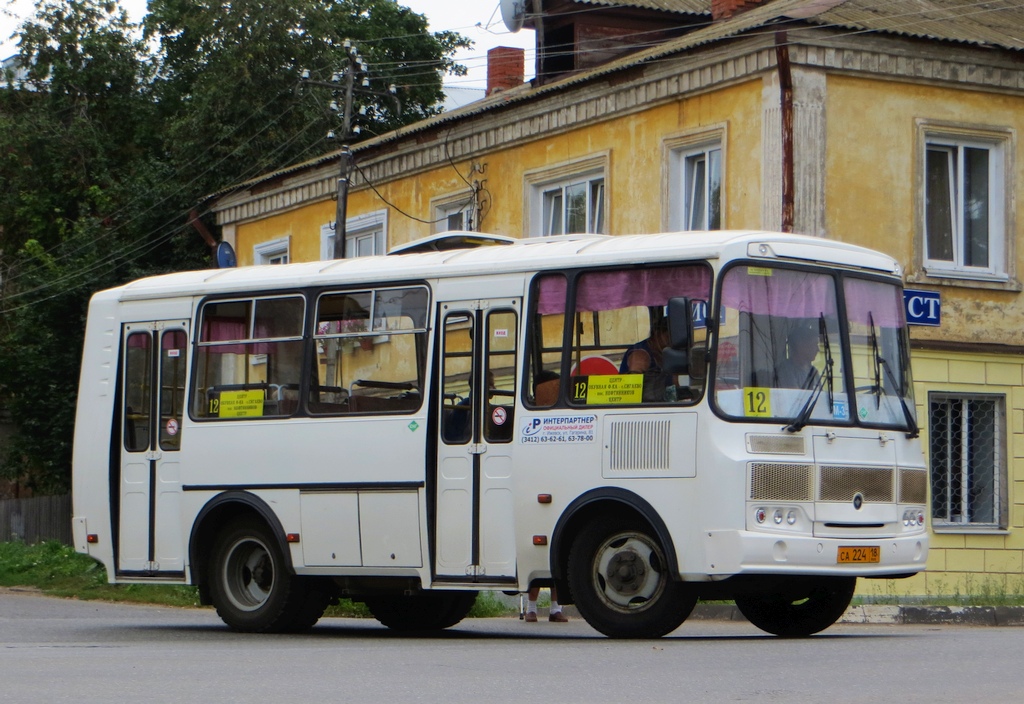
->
(819, 465), (894, 502)
(746, 434), (805, 455)
(749, 463), (813, 501)
(898, 468), (927, 504)
(608, 419), (670, 471)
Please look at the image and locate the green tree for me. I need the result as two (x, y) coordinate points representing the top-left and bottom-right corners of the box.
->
(145, 0), (470, 194)
(0, 0), (468, 493)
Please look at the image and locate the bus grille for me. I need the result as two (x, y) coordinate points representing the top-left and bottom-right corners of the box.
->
(749, 463), (814, 501)
(899, 468), (928, 504)
(819, 465), (894, 502)
(751, 464), (912, 504)
(608, 419), (670, 471)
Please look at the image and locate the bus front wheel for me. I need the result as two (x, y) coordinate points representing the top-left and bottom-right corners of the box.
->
(735, 576), (856, 637)
(567, 516), (696, 638)
(208, 517), (324, 633)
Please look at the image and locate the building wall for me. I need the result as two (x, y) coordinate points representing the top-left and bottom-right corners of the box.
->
(233, 79), (766, 262)
(825, 74), (1024, 346)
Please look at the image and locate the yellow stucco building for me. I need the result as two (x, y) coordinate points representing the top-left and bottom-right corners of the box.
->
(207, 0), (1024, 599)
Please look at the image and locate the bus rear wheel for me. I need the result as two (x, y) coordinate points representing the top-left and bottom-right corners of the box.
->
(208, 517), (324, 633)
(735, 576), (856, 637)
(364, 591), (478, 631)
(567, 516), (696, 639)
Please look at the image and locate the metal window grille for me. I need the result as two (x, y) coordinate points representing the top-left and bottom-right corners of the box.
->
(929, 392), (1004, 527)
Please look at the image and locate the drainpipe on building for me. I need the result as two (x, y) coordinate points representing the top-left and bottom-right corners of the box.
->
(775, 31), (795, 233)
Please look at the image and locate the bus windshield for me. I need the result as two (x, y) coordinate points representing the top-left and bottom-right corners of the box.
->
(712, 264), (916, 433)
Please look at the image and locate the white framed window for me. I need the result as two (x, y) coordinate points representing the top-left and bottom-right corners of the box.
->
(921, 126), (1009, 281)
(526, 155), (608, 238)
(254, 236), (290, 265)
(665, 129), (724, 232)
(320, 209), (388, 260)
(929, 392), (1006, 530)
(432, 192), (476, 233)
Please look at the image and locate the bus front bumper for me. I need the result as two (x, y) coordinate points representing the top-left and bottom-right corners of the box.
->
(701, 529), (928, 578)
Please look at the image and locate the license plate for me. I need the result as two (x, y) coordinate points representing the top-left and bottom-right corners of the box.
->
(837, 546), (880, 564)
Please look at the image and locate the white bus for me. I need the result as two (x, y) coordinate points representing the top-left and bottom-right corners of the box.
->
(72, 230), (928, 638)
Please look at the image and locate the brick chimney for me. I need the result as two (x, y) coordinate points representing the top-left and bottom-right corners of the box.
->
(487, 47), (525, 95)
(711, 0), (767, 20)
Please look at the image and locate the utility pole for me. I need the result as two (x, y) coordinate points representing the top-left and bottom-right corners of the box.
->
(300, 41), (399, 259)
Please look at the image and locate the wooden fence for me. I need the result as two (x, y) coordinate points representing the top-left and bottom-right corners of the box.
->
(0, 494), (72, 545)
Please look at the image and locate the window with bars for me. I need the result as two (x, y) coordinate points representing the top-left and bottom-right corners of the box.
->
(928, 392), (1005, 528)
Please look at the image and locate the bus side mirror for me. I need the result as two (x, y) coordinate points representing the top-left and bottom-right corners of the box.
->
(662, 297), (693, 375)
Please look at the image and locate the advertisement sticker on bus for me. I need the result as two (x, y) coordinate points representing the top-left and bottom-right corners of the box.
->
(521, 415), (597, 443)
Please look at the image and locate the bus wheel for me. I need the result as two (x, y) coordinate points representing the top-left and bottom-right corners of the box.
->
(208, 517), (313, 633)
(735, 576), (856, 637)
(365, 591), (478, 631)
(567, 516), (696, 639)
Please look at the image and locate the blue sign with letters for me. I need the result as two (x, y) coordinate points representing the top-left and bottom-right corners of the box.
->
(904, 289), (940, 327)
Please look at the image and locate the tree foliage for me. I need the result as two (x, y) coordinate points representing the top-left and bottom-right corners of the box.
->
(0, 0), (467, 493)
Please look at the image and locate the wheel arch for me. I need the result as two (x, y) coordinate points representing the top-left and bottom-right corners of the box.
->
(188, 491), (294, 602)
(550, 487), (680, 605)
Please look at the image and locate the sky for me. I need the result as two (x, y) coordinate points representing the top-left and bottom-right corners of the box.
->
(0, 0), (536, 89)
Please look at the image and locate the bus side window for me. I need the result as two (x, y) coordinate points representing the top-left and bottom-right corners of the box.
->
(485, 309), (517, 443)
(526, 273), (567, 409)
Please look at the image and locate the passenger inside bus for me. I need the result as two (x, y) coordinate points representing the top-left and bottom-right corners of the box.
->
(619, 310), (673, 402)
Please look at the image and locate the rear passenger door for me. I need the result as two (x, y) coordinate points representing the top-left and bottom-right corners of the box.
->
(118, 320), (189, 578)
(435, 299), (520, 582)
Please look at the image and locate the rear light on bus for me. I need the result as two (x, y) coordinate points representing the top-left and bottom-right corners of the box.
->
(533, 535), (548, 546)
(86, 534), (99, 544)
(286, 533), (300, 543)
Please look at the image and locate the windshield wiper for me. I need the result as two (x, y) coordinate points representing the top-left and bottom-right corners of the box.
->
(785, 315), (833, 433)
(868, 312), (882, 410)
(867, 311), (920, 438)
(878, 355), (920, 438)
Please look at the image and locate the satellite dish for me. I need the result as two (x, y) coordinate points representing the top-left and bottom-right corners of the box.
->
(215, 241), (237, 268)
(500, 0), (525, 33)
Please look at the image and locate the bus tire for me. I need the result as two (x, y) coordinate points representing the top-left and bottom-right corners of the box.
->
(735, 576), (856, 637)
(208, 517), (314, 633)
(365, 591), (478, 631)
(567, 515), (696, 639)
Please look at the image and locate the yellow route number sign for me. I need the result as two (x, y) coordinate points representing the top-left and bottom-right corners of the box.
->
(572, 374), (643, 405)
(213, 389), (265, 418)
(743, 387), (772, 417)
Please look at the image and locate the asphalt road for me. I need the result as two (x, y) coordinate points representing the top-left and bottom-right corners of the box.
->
(1, 589), (1021, 703)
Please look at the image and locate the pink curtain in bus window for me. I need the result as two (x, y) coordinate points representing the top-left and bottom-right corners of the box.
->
(574, 267), (710, 313)
(536, 275), (568, 315)
(844, 278), (905, 328)
(200, 318), (269, 354)
(722, 267), (837, 319)
(126, 332), (150, 348)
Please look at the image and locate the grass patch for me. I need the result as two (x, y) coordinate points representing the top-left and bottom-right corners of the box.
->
(0, 541), (518, 616)
(0, 540), (203, 607)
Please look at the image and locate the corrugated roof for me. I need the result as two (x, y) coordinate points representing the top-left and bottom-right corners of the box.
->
(809, 0), (1024, 51)
(210, 0), (1024, 201)
(569, 0), (708, 14)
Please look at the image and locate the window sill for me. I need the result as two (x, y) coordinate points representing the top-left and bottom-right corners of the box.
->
(931, 525), (1009, 535)
(907, 269), (1022, 292)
